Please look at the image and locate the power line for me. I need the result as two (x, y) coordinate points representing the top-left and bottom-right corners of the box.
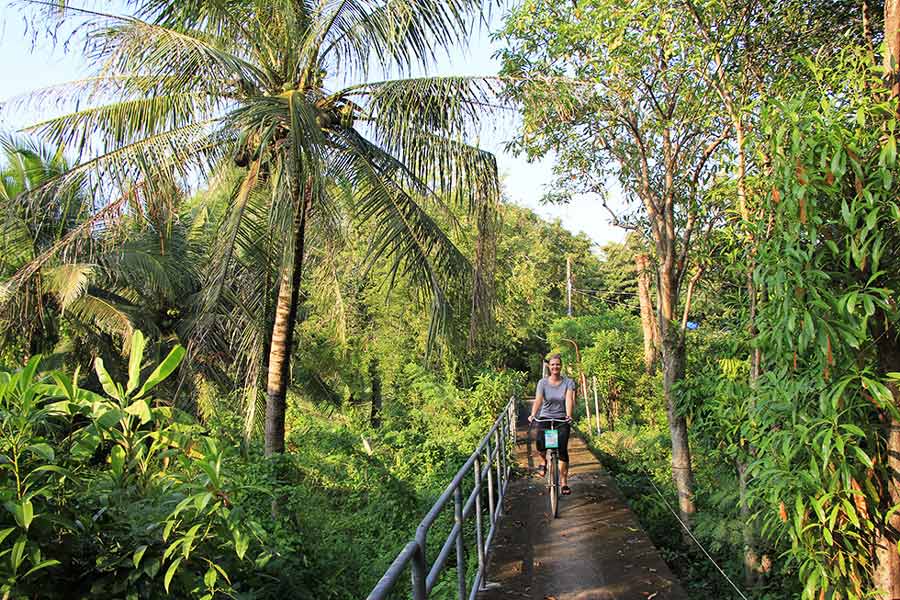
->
(575, 287), (642, 297)
(640, 468), (751, 600)
(572, 288), (639, 310)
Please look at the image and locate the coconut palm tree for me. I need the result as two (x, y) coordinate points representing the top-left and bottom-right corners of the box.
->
(14, 0), (501, 454)
(0, 135), (94, 359)
(1, 134), (216, 378)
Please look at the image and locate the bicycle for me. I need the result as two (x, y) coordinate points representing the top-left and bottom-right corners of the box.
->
(530, 416), (568, 518)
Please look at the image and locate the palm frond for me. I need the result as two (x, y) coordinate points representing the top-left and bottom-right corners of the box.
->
(24, 93), (227, 156)
(340, 142), (470, 348)
(65, 292), (135, 341)
(25, 120), (230, 204)
(43, 263), (95, 309)
(320, 0), (497, 78)
(347, 76), (503, 210)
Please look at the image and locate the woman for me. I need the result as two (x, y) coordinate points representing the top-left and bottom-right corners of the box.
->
(528, 353), (576, 495)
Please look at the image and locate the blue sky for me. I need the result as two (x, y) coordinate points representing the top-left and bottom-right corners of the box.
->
(0, 2), (625, 247)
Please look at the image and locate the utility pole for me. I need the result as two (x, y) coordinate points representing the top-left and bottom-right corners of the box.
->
(592, 375), (601, 435)
(561, 338), (590, 425)
(566, 255), (573, 316)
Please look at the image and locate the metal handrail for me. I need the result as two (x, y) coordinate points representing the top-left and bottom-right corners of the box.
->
(366, 396), (519, 600)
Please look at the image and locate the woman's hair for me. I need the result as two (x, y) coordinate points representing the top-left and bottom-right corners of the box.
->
(548, 353), (563, 363)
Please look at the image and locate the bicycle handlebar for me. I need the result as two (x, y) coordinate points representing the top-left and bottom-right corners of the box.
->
(528, 416), (572, 426)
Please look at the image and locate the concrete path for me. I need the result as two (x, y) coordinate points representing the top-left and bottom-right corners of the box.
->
(475, 420), (687, 600)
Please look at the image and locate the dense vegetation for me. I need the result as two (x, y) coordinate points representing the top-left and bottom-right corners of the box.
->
(2, 0), (900, 599)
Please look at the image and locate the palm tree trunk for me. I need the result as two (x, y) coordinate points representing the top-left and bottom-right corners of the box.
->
(265, 183), (312, 456)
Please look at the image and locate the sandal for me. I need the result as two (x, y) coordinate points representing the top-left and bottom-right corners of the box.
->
(561, 485), (572, 496)
(537, 464), (546, 477)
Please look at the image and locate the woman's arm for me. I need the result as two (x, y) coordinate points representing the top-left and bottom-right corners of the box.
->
(529, 384), (544, 422)
(565, 387), (575, 421)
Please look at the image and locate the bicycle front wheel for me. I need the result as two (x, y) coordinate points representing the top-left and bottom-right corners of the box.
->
(548, 450), (559, 518)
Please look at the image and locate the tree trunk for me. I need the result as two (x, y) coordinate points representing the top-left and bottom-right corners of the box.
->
(607, 387), (617, 432)
(659, 269), (696, 528)
(874, 332), (900, 599)
(635, 253), (659, 374)
(872, 3), (900, 594)
(886, 0), (900, 98)
(264, 184), (312, 456)
(369, 356), (382, 429)
(737, 459), (761, 587)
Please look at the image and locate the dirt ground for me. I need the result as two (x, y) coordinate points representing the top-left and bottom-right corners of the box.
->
(475, 417), (687, 600)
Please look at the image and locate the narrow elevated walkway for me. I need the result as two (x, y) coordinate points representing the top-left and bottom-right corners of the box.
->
(476, 416), (687, 600)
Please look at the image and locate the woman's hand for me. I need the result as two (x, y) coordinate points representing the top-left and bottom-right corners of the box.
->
(528, 414), (536, 424)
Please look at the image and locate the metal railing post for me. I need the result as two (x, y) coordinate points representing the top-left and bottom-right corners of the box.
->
(412, 542), (426, 600)
(366, 397), (521, 600)
(493, 428), (502, 507)
(509, 398), (517, 445)
(473, 455), (485, 587)
(454, 487), (466, 600)
(499, 416), (508, 489)
(485, 436), (495, 523)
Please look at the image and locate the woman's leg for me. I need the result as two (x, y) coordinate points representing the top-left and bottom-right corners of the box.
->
(558, 424), (571, 487)
(535, 422), (548, 472)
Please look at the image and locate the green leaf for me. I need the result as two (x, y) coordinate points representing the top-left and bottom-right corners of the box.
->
(811, 496), (826, 522)
(71, 427), (102, 460)
(26, 443), (54, 462)
(234, 529), (248, 560)
(124, 399), (152, 425)
(0, 528), (15, 545)
(839, 423), (865, 437)
(853, 446), (874, 469)
(10, 536), (26, 573)
(204, 566), (217, 588)
(133, 545), (147, 569)
(164, 557), (182, 593)
(182, 524), (202, 559)
(143, 558), (161, 578)
(135, 346), (185, 399)
(94, 358), (122, 401)
(885, 135), (896, 166)
(110, 445), (126, 478)
(127, 330), (146, 395)
(21, 558), (59, 578)
(5, 501), (34, 531)
(19, 501), (33, 531)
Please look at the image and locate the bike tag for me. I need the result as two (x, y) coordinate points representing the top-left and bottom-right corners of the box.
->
(544, 429), (559, 449)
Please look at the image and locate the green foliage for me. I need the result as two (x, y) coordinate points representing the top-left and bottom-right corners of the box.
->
(0, 332), (265, 598)
(747, 49), (900, 599)
(0, 357), (66, 593)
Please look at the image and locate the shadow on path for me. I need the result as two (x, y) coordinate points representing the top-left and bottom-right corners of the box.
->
(476, 411), (687, 600)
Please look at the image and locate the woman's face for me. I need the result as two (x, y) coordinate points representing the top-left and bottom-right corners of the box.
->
(549, 359), (562, 375)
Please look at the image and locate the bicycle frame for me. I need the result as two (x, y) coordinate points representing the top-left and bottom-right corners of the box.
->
(531, 417), (566, 518)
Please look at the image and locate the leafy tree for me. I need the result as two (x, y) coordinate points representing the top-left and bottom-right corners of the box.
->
(497, 0), (731, 527)
(751, 51), (900, 598)
(0, 135), (90, 359)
